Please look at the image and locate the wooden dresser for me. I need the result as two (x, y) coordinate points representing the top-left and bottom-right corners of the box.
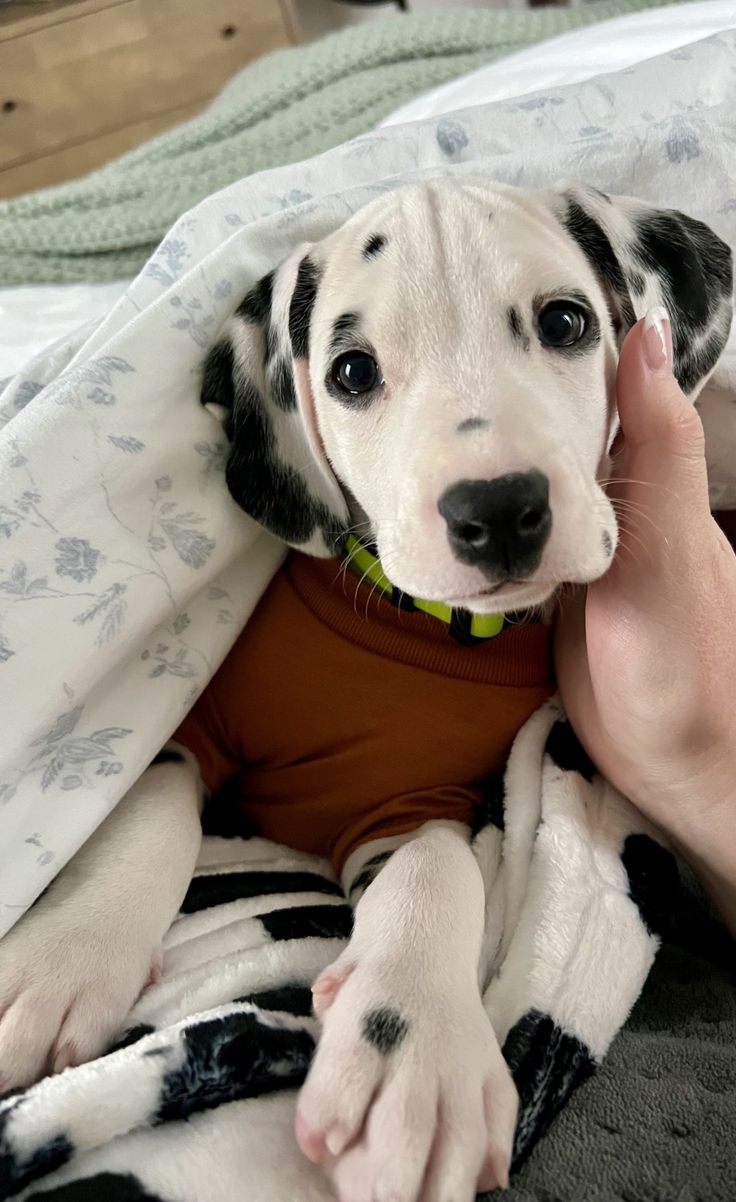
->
(0, 0), (300, 199)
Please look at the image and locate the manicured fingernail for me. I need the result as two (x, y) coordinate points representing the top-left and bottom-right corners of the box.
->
(642, 306), (672, 373)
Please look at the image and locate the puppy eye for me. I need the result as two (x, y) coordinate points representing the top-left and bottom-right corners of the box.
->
(537, 302), (588, 348)
(330, 351), (381, 396)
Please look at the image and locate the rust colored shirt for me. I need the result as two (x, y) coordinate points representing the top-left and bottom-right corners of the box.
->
(174, 552), (554, 873)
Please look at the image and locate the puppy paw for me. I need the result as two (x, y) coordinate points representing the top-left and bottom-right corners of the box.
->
(0, 915), (160, 1091)
(295, 959), (517, 1202)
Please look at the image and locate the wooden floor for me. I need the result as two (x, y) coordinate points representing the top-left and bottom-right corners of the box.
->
(0, 0), (299, 199)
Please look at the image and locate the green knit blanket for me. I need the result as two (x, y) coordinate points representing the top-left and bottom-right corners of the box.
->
(0, 0), (680, 286)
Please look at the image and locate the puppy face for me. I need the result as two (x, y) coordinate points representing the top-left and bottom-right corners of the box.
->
(205, 179), (733, 614)
(307, 182), (620, 613)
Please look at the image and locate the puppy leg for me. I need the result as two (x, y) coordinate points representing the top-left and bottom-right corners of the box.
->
(295, 822), (517, 1202)
(0, 750), (203, 1089)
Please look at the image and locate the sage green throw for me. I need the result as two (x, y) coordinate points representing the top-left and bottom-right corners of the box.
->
(0, 0), (680, 286)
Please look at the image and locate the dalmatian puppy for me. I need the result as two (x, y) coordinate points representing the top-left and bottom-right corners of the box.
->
(0, 180), (731, 1202)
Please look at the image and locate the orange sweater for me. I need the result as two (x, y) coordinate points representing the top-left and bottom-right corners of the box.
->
(175, 552), (554, 873)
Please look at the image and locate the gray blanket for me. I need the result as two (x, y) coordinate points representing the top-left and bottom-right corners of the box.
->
(510, 866), (735, 1201)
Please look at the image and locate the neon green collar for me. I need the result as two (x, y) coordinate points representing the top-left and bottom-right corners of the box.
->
(343, 535), (506, 646)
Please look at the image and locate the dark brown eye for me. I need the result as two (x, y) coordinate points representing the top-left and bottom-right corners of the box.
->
(330, 351), (380, 395)
(537, 302), (588, 348)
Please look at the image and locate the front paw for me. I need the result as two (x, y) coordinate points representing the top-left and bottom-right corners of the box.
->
(295, 957), (518, 1202)
(0, 913), (160, 1091)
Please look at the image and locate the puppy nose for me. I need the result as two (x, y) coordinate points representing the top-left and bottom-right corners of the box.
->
(438, 471), (551, 576)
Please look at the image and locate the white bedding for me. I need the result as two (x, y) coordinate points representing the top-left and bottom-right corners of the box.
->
(1, 0), (734, 381)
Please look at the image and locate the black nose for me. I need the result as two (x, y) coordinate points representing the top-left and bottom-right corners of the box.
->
(438, 471), (551, 577)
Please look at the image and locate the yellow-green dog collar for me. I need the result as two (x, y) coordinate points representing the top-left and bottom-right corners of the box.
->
(342, 535), (505, 646)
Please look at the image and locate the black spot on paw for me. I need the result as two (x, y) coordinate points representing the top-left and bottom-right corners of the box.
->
(362, 1006), (409, 1054)
(544, 719), (596, 782)
(363, 233), (386, 259)
(503, 1008), (594, 1169)
(620, 832), (679, 938)
(288, 256), (321, 359)
(472, 769), (506, 835)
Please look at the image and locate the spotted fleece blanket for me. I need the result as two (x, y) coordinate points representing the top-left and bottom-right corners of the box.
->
(0, 696), (679, 1201)
(1, 33), (736, 1202)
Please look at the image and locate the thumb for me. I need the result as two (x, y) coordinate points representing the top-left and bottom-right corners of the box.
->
(613, 308), (712, 534)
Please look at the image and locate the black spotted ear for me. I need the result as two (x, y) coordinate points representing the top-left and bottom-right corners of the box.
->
(200, 247), (349, 556)
(557, 185), (734, 398)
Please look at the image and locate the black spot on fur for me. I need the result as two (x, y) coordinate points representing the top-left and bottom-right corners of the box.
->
(348, 850), (394, 897)
(504, 1008), (594, 1170)
(472, 769), (506, 835)
(201, 339), (236, 414)
(181, 871), (343, 914)
(362, 1006), (409, 1054)
(236, 985), (314, 1017)
(224, 376), (342, 547)
(457, 417), (488, 434)
(602, 529), (613, 556)
(26, 1173), (168, 1201)
(626, 269), (647, 295)
(545, 719), (596, 782)
(288, 256), (321, 359)
(236, 272), (274, 325)
(270, 356), (297, 412)
(156, 1010), (315, 1123)
(507, 305), (530, 350)
(150, 749), (184, 766)
(631, 210), (733, 392)
(363, 233), (386, 259)
(562, 197), (637, 332)
(259, 903), (353, 942)
(633, 210), (731, 333)
(0, 1097), (73, 1198)
(621, 833), (679, 938)
(329, 312), (360, 355)
(677, 321), (733, 396)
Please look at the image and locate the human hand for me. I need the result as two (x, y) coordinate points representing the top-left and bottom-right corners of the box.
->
(555, 308), (736, 921)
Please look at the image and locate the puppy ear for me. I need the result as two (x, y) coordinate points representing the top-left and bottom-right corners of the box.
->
(557, 185), (733, 398)
(200, 248), (350, 556)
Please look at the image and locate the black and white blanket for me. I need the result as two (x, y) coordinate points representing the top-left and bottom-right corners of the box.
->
(0, 698), (677, 1202)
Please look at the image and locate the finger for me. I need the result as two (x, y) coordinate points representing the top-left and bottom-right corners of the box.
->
(614, 309), (712, 528)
